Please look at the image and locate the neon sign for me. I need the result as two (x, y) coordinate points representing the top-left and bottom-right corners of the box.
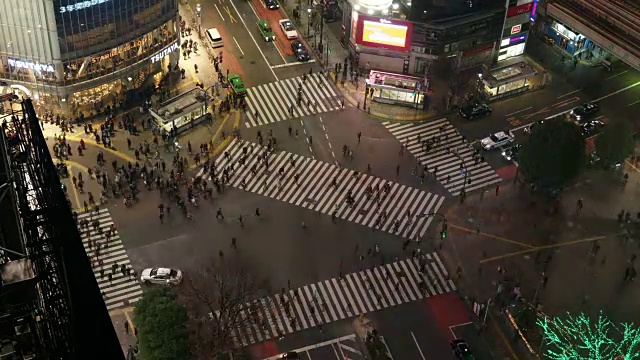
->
(59, 0), (112, 14)
(8, 59), (54, 73)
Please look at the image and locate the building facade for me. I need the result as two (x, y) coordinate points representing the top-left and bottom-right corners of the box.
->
(0, 0), (180, 116)
(341, 0), (507, 76)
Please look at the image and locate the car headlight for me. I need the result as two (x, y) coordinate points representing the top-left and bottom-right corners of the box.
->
(501, 151), (506, 156)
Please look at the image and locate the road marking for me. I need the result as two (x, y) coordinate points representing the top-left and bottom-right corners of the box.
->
(629, 98), (640, 107)
(552, 96), (580, 108)
(521, 106), (550, 120)
(450, 224), (535, 248)
(271, 60), (317, 68)
(505, 106), (532, 117)
(263, 334), (356, 359)
(232, 37), (245, 56)
(223, 5), (237, 23)
(63, 160), (84, 208)
(380, 336), (395, 360)
(557, 88), (582, 98)
(410, 332), (426, 360)
(479, 235), (609, 263)
(228, 0), (278, 81)
(593, 81), (640, 102)
(604, 69), (628, 81)
(214, 4), (225, 20)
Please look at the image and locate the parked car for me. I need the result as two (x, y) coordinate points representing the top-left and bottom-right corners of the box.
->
(278, 352), (299, 358)
(257, 20), (275, 42)
(480, 131), (514, 150)
(570, 102), (600, 122)
(140, 268), (183, 285)
(451, 339), (475, 359)
(459, 103), (492, 120)
(279, 19), (298, 39)
(290, 40), (310, 62)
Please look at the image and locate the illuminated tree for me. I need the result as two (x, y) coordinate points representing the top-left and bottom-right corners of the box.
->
(537, 311), (640, 360)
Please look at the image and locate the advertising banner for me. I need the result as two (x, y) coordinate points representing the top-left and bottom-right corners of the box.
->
(507, 2), (533, 17)
(356, 16), (413, 52)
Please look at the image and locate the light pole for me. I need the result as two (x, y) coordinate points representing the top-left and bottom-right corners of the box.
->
(307, 8), (312, 36)
(196, 3), (202, 37)
(476, 73), (483, 99)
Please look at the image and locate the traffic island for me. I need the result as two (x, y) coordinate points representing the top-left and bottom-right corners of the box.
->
(352, 316), (392, 360)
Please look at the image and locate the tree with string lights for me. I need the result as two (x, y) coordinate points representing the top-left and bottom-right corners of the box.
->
(537, 311), (640, 360)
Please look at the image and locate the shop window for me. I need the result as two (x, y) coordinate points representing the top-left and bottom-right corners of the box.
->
(381, 89), (395, 99)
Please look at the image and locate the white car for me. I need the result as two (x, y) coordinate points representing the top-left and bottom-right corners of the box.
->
(480, 131), (514, 150)
(140, 267), (183, 285)
(279, 19), (298, 39)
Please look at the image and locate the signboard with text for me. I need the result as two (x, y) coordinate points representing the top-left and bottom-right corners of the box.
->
(507, 2), (533, 17)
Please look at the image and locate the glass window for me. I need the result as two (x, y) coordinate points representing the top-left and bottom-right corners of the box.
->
(381, 88), (394, 99)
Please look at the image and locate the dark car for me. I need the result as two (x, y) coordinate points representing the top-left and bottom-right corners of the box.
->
(278, 352), (299, 359)
(524, 120), (544, 134)
(570, 102), (600, 122)
(581, 120), (604, 138)
(290, 40), (310, 62)
(263, 0), (279, 9)
(459, 103), (491, 120)
(451, 339), (475, 359)
(501, 143), (522, 161)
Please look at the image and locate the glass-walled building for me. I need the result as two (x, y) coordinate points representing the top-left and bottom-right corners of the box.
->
(0, 0), (180, 117)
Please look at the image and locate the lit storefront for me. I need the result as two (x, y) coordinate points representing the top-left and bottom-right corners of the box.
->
(544, 21), (589, 55)
(366, 71), (426, 108)
(0, 0), (179, 117)
(481, 61), (538, 100)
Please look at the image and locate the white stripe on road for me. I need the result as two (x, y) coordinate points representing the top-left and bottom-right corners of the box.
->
(271, 60), (317, 69)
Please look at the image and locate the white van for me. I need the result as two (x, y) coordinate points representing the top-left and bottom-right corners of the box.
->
(206, 28), (224, 48)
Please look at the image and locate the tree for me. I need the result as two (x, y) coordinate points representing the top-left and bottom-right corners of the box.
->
(594, 119), (634, 168)
(537, 311), (640, 360)
(519, 120), (586, 193)
(177, 256), (274, 359)
(134, 287), (190, 360)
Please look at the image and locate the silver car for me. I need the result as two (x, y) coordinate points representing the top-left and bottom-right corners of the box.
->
(140, 267), (183, 285)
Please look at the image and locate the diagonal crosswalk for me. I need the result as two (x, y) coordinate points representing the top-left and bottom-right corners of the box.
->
(216, 254), (456, 348)
(77, 208), (143, 311)
(203, 139), (445, 240)
(245, 74), (341, 128)
(383, 119), (502, 196)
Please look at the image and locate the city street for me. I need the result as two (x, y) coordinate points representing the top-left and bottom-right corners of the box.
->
(46, 3), (640, 358)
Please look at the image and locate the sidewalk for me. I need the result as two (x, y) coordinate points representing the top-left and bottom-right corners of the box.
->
(111, 307), (138, 359)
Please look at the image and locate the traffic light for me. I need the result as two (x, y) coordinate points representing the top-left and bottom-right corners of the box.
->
(328, 47), (331, 54)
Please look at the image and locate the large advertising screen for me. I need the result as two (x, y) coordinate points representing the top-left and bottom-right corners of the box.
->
(356, 17), (412, 52)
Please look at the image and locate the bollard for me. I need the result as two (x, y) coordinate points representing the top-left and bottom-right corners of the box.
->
(357, 101), (360, 109)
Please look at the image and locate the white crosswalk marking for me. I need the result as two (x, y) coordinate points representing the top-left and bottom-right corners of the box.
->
(217, 255), (456, 348)
(245, 74), (341, 128)
(77, 208), (143, 311)
(203, 139), (445, 240)
(383, 119), (502, 196)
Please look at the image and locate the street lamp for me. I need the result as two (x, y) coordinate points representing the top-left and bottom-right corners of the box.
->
(476, 73), (483, 99)
(196, 4), (202, 37)
(307, 8), (312, 36)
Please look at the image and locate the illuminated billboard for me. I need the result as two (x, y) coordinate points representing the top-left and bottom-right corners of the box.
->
(356, 17), (413, 52)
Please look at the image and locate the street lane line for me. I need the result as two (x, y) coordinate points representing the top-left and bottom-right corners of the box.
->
(593, 80), (640, 102)
(505, 106), (532, 117)
(214, 4), (225, 21)
(223, 6), (237, 23)
(247, 1), (287, 63)
(557, 88), (582, 98)
(232, 37), (245, 56)
(629, 98), (640, 107)
(228, 0), (278, 81)
(263, 335), (356, 359)
(271, 60), (317, 68)
(604, 69), (628, 81)
(410, 332), (426, 360)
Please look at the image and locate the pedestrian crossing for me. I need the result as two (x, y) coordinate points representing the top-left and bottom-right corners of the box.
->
(383, 119), (502, 196)
(203, 139), (445, 240)
(77, 208), (143, 311)
(245, 74), (341, 128)
(215, 254), (456, 348)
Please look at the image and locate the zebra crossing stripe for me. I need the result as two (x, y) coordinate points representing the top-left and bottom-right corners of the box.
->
(206, 139), (445, 240)
(218, 255), (455, 348)
(245, 74), (340, 128)
(383, 119), (503, 196)
(77, 208), (143, 311)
